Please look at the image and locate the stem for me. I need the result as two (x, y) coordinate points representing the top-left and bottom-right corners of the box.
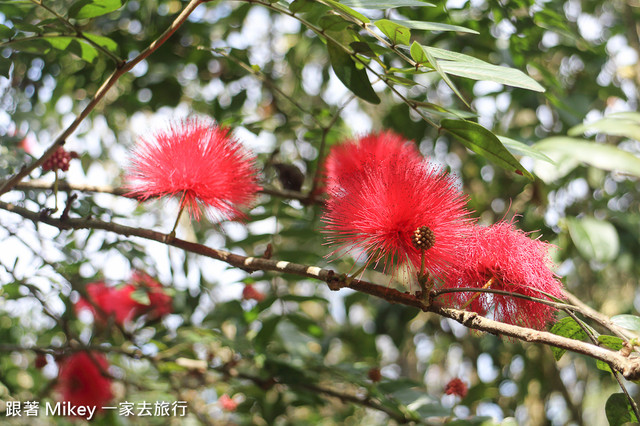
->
(460, 277), (495, 310)
(168, 203), (186, 238)
(53, 169), (59, 212)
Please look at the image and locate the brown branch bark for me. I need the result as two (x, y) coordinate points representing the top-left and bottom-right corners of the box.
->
(2, 200), (640, 381)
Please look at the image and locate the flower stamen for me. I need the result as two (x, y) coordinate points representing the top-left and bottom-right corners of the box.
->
(412, 226), (435, 250)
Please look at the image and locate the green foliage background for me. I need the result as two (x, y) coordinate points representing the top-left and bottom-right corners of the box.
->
(1, 0), (640, 424)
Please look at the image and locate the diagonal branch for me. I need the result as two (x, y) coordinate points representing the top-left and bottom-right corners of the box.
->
(0, 0), (207, 197)
(2, 199), (640, 381)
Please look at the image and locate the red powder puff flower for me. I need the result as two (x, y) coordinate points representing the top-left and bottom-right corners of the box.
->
(323, 157), (473, 281)
(324, 131), (422, 193)
(125, 118), (261, 223)
(218, 394), (238, 412)
(445, 378), (468, 398)
(242, 284), (266, 302)
(129, 271), (172, 320)
(56, 352), (113, 415)
(444, 221), (564, 330)
(75, 281), (139, 326)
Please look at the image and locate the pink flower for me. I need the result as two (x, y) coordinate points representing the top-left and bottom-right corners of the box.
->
(324, 131), (422, 193)
(445, 378), (468, 398)
(242, 284), (266, 302)
(444, 221), (564, 329)
(56, 352), (113, 416)
(125, 118), (261, 222)
(323, 154), (472, 280)
(76, 281), (139, 326)
(42, 147), (78, 172)
(129, 271), (172, 320)
(219, 394), (238, 411)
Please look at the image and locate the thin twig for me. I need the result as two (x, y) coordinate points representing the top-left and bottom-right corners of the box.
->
(13, 180), (324, 204)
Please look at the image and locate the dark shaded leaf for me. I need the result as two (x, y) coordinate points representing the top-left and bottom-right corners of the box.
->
(549, 317), (589, 361)
(327, 39), (380, 104)
(605, 393), (638, 426)
(440, 119), (533, 179)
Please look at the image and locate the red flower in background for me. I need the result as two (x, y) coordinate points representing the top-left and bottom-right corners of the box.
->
(444, 221), (564, 329)
(129, 271), (172, 320)
(242, 284), (265, 302)
(323, 155), (473, 280)
(76, 281), (139, 326)
(218, 394), (238, 412)
(323, 131), (422, 193)
(76, 272), (172, 325)
(125, 118), (261, 222)
(56, 352), (113, 415)
(445, 378), (468, 398)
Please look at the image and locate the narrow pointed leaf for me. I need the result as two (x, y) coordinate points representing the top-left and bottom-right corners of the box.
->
(498, 136), (555, 164)
(341, 0), (435, 8)
(394, 19), (478, 34)
(323, 0), (370, 24)
(569, 112), (640, 141)
(410, 42), (468, 107)
(441, 119), (533, 179)
(533, 137), (640, 178)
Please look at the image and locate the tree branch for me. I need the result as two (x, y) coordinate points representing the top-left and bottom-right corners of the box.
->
(0, 0), (206, 197)
(2, 200), (640, 381)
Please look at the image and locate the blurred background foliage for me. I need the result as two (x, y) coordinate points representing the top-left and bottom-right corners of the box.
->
(1, 0), (640, 424)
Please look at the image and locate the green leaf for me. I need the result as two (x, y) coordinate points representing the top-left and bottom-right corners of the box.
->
(323, 0), (370, 24)
(605, 393), (639, 426)
(68, 0), (124, 19)
(374, 19), (411, 46)
(549, 317), (590, 361)
(44, 36), (99, 63)
(598, 335), (624, 350)
(327, 39), (380, 104)
(611, 314), (640, 332)
(409, 41), (427, 64)
(319, 15), (353, 31)
(0, 24), (15, 39)
(566, 217), (619, 263)
(83, 33), (118, 53)
(423, 46), (545, 92)
(393, 19), (478, 34)
(498, 136), (556, 164)
(130, 289), (150, 306)
(340, 0), (435, 8)
(440, 119), (534, 179)
(44, 36), (73, 51)
(596, 335), (625, 372)
(1, 282), (23, 299)
(532, 137), (640, 181)
(411, 42), (468, 107)
(569, 112), (640, 141)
